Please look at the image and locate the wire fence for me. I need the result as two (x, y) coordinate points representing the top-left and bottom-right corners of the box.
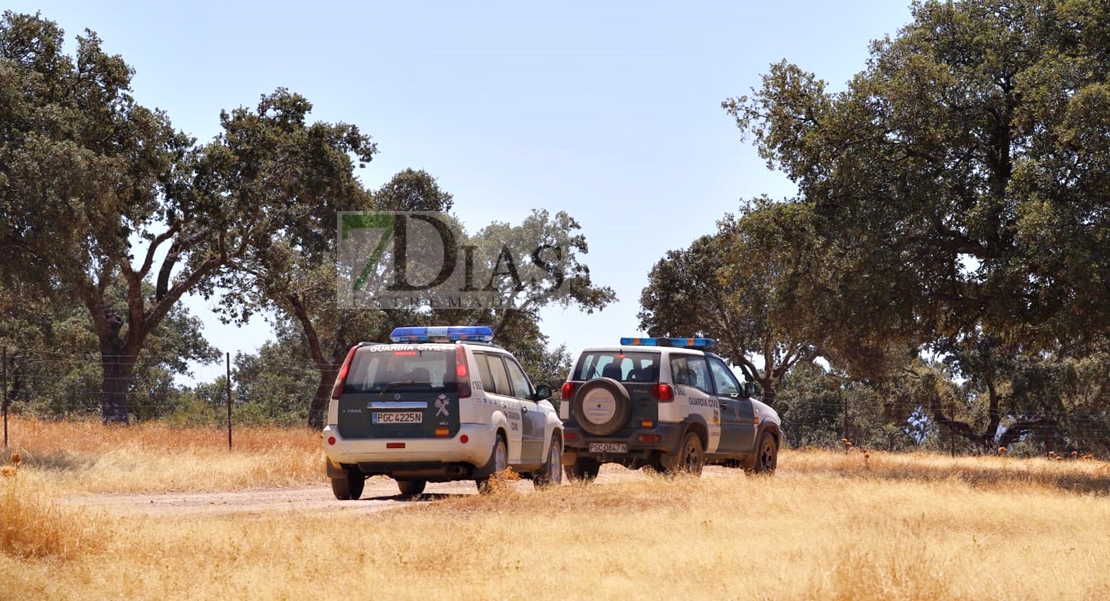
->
(2, 348), (1109, 458)
(0, 347), (324, 450)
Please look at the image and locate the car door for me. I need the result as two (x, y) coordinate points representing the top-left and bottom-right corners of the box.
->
(709, 357), (755, 454)
(669, 353), (721, 451)
(503, 355), (546, 465)
(475, 352), (526, 463)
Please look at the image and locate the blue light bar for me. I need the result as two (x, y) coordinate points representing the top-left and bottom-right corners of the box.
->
(619, 337), (716, 349)
(390, 326), (495, 343)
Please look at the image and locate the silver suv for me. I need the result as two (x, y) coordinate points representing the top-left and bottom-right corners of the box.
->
(560, 336), (781, 480)
(323, 326), (564, 498)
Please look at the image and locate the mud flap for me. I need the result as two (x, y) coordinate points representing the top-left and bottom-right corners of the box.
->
(326, 457), (349, 478)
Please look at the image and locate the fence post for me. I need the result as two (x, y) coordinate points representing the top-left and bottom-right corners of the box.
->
(226, 352), (232, 451)
(842, 393), (849, 446)
(2, 346), (7, 450)
(948, 402), (955, 457)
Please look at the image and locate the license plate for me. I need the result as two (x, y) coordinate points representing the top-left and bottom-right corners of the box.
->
(589, 442), (627, 453)
(373, 412), (422, 424)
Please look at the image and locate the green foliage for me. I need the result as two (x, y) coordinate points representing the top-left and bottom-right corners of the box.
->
(0, 11), (265, 423)
(726, 0), (1110, 355)
(774, 362), (845, 448)
(0, 278), (218, 420)
(230, 321), (318, 426)
(638, 200), (821, 403)
(723, 0), (1110, 448)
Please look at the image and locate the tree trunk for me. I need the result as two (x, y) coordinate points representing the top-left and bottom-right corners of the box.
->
(759, 380), (777, 405)
(100, 353), (136, 424)
(92, 305), (134, 425)
(287, 294), (343, 431)
(308, 365), (338, 431)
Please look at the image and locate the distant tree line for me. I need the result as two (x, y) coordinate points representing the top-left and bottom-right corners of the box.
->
(0, 11), (612, 428)
(6, 3), (1110, 455)
(640, 0), (1110, 455)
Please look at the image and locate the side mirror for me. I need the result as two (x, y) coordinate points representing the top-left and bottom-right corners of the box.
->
(744, 382), (758, 399)
(534, 384), (552, 401)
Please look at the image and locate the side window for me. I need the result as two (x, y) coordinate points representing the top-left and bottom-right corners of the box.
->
(686, 356), (711, 392)
(708, 358), (741, 397)
(503, 357), (534, 400)
(671, 355), (711, 392)
(474, 352), (495, 394)
(669, 356), (689, 385)
(479, 353), (512, 396)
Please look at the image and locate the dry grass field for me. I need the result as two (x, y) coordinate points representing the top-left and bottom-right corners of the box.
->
(2, 417), (1110, 601)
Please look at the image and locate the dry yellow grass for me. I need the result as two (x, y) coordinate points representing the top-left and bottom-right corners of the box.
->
(2, 418), (1110, 600)
(1, 470), (106, 561)
(4, 417), (323, 493)
(3, 469), (1109, 600)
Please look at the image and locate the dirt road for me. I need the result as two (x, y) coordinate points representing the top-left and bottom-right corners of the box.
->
(65, 478), (486, 518)
(65, 465), (661, 518)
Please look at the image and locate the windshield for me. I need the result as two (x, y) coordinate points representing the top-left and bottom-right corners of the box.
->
(343, 347), (457, 393)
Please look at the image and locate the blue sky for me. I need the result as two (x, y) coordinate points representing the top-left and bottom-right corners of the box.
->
(11, 1), (914, 382)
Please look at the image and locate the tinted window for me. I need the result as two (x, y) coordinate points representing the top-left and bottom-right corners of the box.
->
(669, 354), (711, 392)
(504, 357), (534, 400)
(477, 352), (512, 396)
(708, 358), (741, 396)
(573, 351), (659, 382)
(344, 347), (455, 392)
(474, 351), (495, 394)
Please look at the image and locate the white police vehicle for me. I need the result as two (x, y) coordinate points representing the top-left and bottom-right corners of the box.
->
(560, 336), (781, 479)
(323, 326), (564, 499)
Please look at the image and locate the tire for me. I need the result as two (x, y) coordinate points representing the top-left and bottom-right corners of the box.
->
(397, 480), (426, 495)
(533, 438), (563, 489)
(476, 435), (508, 494)
(659, 430), (704, 476)
(565, 456), (601, 482)
(572, 378), (632, 436)
(744, 430), (778, 475)
(330, 469), (366, 500)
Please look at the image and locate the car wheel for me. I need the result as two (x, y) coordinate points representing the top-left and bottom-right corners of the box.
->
(571, 378), (632, 436)
(660, 431), (704, 476)
(565, 456), (601, 483)
(397, 480), (426, 496)
(330, 469), (365, 500)
(745, 430), (778, 475)
(533, 439), (563, 489)
(476, 435), (508, 494)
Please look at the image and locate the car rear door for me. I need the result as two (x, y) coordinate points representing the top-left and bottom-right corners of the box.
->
(336, 345), (461, 439)
(474, 351), (529, 463)
(502, 355), (546, 465)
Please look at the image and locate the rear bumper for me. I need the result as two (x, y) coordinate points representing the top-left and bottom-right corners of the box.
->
(323, 423), (496, 480)
(563, 422), (685, 465)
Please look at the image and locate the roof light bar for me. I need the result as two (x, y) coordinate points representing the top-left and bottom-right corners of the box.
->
(390, 326), (494, 343)
(619, 337), (716, 349)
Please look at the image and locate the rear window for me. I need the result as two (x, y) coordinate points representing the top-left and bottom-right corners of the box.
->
(573, 351), (659, 383)
(343, 346), (456, 393)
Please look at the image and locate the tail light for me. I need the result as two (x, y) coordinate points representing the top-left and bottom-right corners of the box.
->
(652, 384), (674, 402)
(455, 345), (472, 399)
(561, 382), (578, 400)
(331, 345), (360, 401)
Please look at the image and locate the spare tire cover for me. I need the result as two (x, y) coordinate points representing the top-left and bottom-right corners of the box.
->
(572, 377), (632, 437)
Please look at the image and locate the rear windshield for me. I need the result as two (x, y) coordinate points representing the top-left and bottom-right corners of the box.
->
(573, 351), (659, 383)
(343, 346), (456, 393)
